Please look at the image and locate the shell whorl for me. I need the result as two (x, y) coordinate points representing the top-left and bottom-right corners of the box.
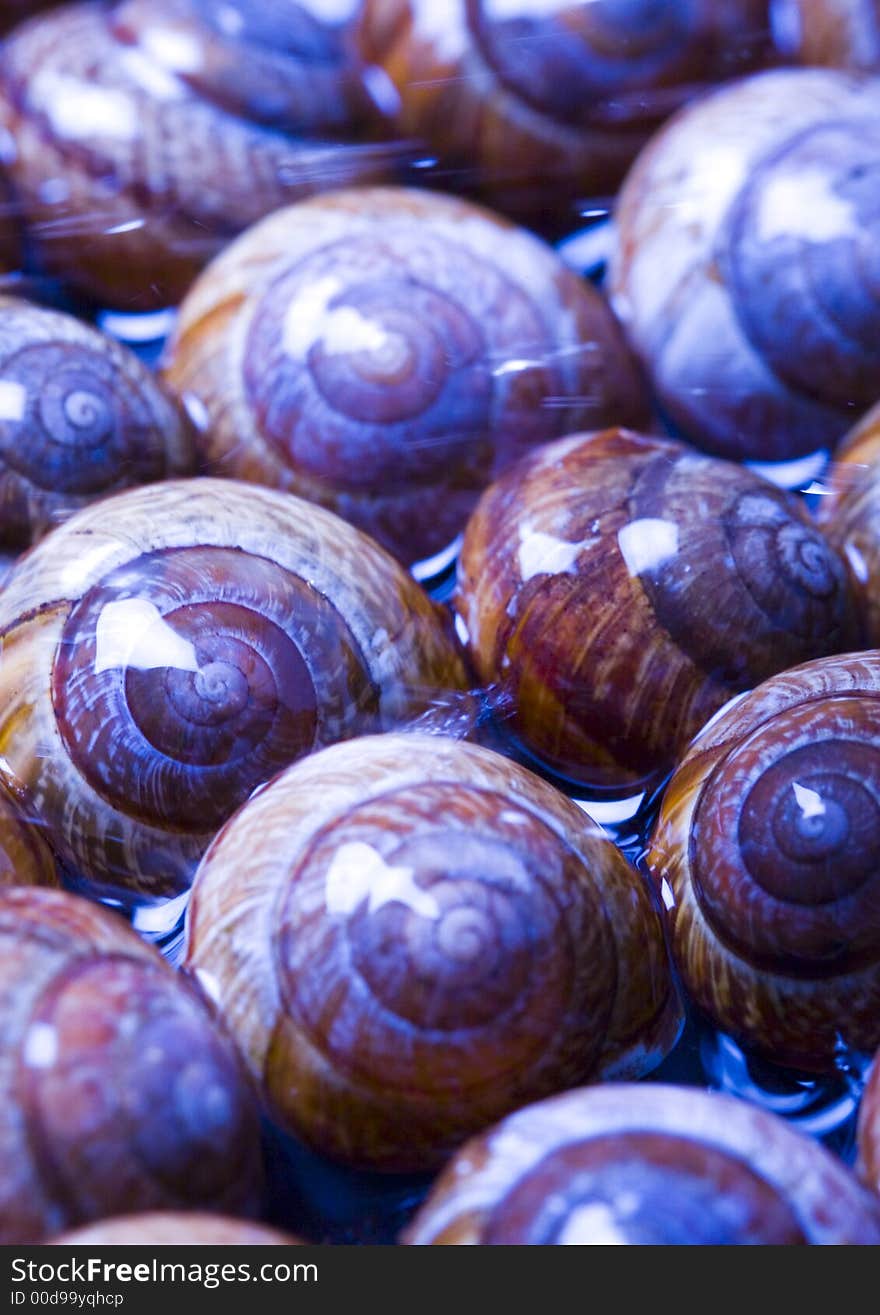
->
(0, 479), (466, 902)
(185, 733), (682, 1170)
(648, 651), (880, 1069)
(0, 299), (194, 546)
(403, 1084), (880, 1244)
(610, 69), (880, 462)
(455, 428), (859, 792)
(162, 186), (649, 567)
(0, 888), (263, 1243)
(359, 0), (771, 229)
(0, 2), (398, 307)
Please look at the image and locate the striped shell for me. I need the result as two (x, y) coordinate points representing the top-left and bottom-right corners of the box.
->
(404, 1084), (880, 1244)
(161, 185), (649, 568)
(185, 733), (682, 1171)
(610, 69), (880, 463)
(0, 478), (466, 904)
(0, 887), (263, 1244)
(648, 650), (880, 1071)
(456, 428), (859, 793)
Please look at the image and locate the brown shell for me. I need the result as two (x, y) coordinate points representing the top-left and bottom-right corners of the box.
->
(161, 185), (649, 568)
(455, 427), (860, 794)
(0, 887), (263, 1244)
(0, 478), (467, 904)
(647, 650), (880, 1072)
(403, 1083), (880, 1244)
(609, 69), (880, 463)
(52, 1213), (300, 1245)
(0, 2), (400, 308)
(818, 400), (880, 641)
(184, 732), (683, 1172)
(357, 0), (773, 233)
(784, 0), (880, 70)
(0, 297), (194, 548)
(0, 780), (60, 891)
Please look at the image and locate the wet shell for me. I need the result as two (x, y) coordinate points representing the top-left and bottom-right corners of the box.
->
(647, 650), (880, 1071)
(610, 69), (880, 463)
(0, 1), (399, 308)
(358, 0), (772, 232)
(0, 887), (263, 1244)
(0, 297), (194, 547)
(0, 478), (467, 904)
(403, 1084), (880, 1244)
(162, 185), (649, 569)
(456, 428), (860, 793)
(184, 732), (683, 1171)
(817, 400), (880, 641)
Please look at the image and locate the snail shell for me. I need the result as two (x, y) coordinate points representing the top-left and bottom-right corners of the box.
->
(455, 428), (860, 794)
(0, 886), (263, 1244)
(0, 781), (59, 891)
(161, 185), (649, 568)
(647, 650), (880, 1072)
(0, 297), (194, 548)
(0, 1), (399, 308)
(357, 0), (773, 232)
(609, 69), (880, 463)
(817, 401), (880, 642)
(0, 478), (467, 904)
(857, 1049), (880, 1196)
(403, 1083), (880, 1244)
(52, 1213), (300, 1245)
(781, 0), (880, 70)
(184, 732), (683, 1172)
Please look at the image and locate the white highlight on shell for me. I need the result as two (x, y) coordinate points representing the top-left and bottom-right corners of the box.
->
(517, 526), (593, 581)
(410, 0), (469, 63)
(119, 47), (188, 101)
(94, 599), (199, 675)
(138, 27), (204, 73)
(557, 1201), (631, 1246)
(617, 518), (679, 577)
(22, 1022), (58, 1069)
(755, 168), (859, 245)
(325, 841), (441, 919)
(37, 75), (139, 140)
(214, 3), (245, 35)
(282, 276), (393, 360)
(792, 782), (826, 820)
(844, 541), (869, 584)
(0, 380), (26, 422)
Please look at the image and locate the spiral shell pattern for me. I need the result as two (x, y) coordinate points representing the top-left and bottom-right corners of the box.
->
(404, 1084), (880, 1244)
(185, 733), (682, 1171)
(648, 650), (880, 1070)
(0, 299), (194, 547)
(0, 2), (398, 308)
(0, 479), (466, 903)
(162, 186), (649, 567)
(456, 428), (859, 793)
(0, 888), (263, 1243)
(610, 69), (880, 462)
(359, 0), (771, 229)
(112, 0), (380, 136)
